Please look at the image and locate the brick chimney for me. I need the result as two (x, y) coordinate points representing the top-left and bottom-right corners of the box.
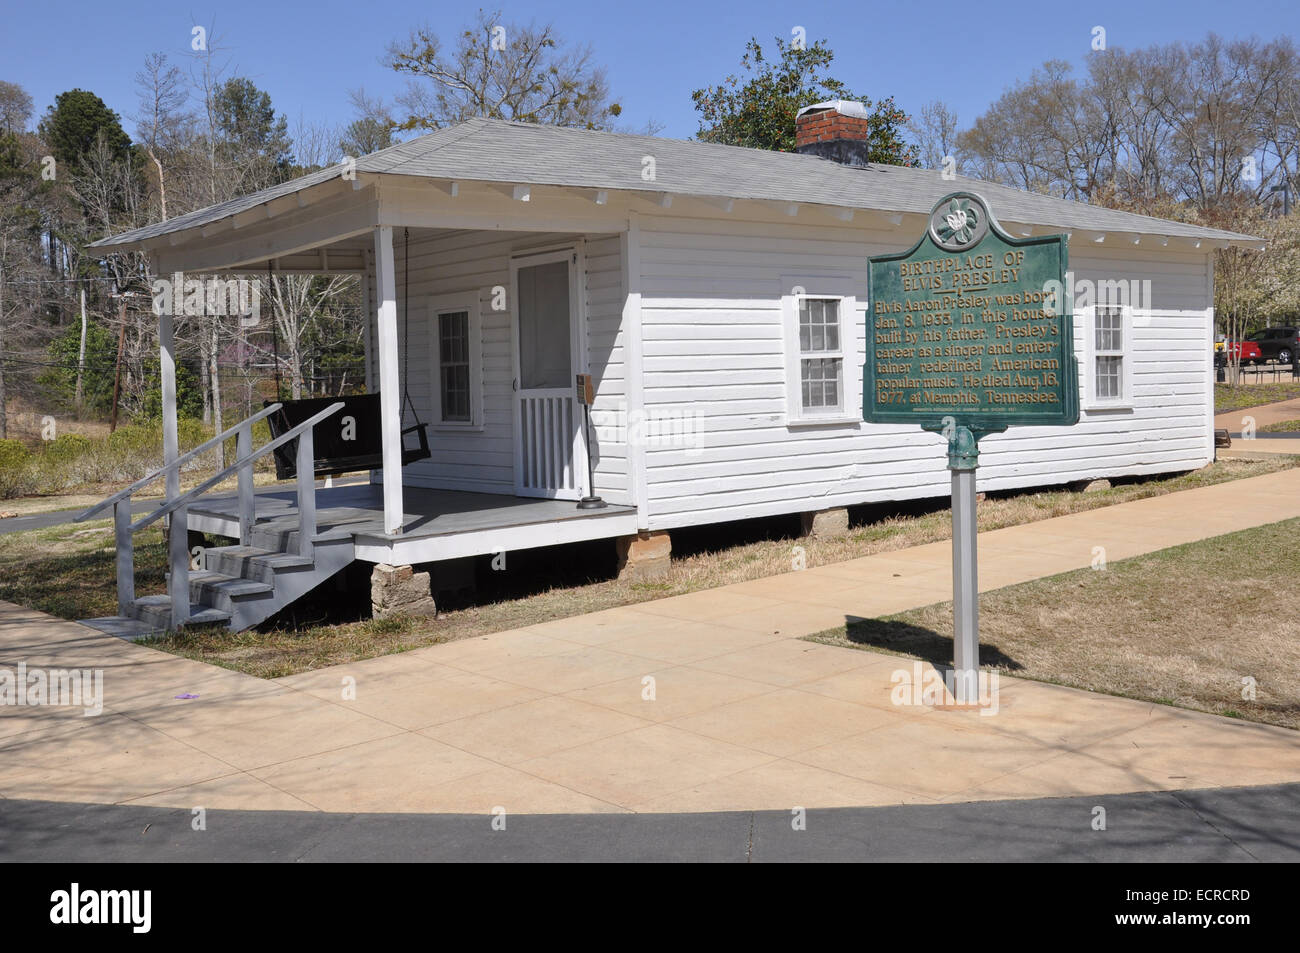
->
(795, 101), (873, 168)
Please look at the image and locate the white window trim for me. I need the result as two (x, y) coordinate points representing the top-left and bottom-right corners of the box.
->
(427, 290), (484, 430)
(781, 275), (861, 426)
(1082, 303), (1134, 411)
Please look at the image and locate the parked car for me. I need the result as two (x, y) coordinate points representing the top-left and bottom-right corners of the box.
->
(1220, 339), (1263, 364)
(1245, 326), (1300, 365)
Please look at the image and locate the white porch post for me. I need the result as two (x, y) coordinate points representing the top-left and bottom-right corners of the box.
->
(361, 248), (374, 393)
(373, 225), (405, 534)
(159, 300), (188, 625)
(159, 302), (179, 500)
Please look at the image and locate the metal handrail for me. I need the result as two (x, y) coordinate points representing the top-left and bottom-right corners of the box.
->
(132, 401), (344, 533)
(75, 402), (284, 522)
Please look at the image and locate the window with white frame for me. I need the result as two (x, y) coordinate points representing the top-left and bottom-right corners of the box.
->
(781, 279), (859, 424)
(799, 297), (843, 413)
(1087, 304), (1130, 406)
(428, 292), (482, 427)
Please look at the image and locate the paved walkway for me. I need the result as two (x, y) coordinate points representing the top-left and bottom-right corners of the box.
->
(2, 468), (1299, 815)
(1216, 397), (1300, 459)
(5, 782), (1297, 861)
(1215, 396), (1300, 431)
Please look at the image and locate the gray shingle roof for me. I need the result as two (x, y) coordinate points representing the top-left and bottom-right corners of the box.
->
(91, 116), (1257, 249)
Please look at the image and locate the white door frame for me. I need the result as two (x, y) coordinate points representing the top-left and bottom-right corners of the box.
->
(509, 243), (588, 499)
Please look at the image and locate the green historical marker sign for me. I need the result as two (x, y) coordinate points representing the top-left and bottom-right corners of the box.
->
(864, 191), (1078, 440)
(862, 192), (1078, 707)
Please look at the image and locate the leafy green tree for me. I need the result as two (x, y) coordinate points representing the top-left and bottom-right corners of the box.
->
(37, 89), (132, 176)
(340, 116), (394, 157)
(138, 357), (204, 421)
(691, 36), (917, 165)
(37, 320), (118, 415)
(213, 77), (291, 182)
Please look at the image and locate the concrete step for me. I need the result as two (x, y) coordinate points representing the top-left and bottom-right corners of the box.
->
(126, 595), (231, 630)
(78, 616), (165, 642)
(179, 570), (276, 614)
(204, 545), (315, 584)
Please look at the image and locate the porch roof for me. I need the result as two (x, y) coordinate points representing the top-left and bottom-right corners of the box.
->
(91, 116), (1260, 253)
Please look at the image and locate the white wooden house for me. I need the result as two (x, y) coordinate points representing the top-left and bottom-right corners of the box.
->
(81, 103), (1259, 634)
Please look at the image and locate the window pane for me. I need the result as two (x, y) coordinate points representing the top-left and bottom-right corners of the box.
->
(440, 365), (470, 421)
(440, 311), (468, 363)
(800, 357), (842, 411)
(798, 297), (840, 354)
(438, 310), (472, 422)
(1095, 307), (1122, 352)
(1095, 356), (1121, 400)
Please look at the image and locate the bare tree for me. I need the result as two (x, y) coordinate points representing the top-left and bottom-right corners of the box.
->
(0, 81), (34, 135)
(134, 53), (190, 221)
(267, 273), (354, 399)
(386, 9), (620, 131)
(909, 100), (960, 171)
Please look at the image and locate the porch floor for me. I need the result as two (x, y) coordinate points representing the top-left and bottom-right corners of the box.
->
(188, 483), (639, 563)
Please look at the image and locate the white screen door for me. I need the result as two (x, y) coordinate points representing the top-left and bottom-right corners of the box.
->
(512, 249), (585, 499)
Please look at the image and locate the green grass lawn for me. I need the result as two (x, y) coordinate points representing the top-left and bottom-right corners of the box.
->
(1261, 419), (1300, 433)
(1215, 380), (1300, 414)
(807, 518), (1300, 730)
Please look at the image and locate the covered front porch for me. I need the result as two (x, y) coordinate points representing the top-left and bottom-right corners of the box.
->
(80, 159), (650, 633)
(187, 482), (637, 565)
(143, 169), (641, 537)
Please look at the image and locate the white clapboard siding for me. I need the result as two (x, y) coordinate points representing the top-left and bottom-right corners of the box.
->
(635, 214), (1216, 531)
(583, 233), (630, 503)
(364, 228), (631, 502)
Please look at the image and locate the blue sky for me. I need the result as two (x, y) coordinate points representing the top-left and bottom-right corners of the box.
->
(4, 0), (1300, 150)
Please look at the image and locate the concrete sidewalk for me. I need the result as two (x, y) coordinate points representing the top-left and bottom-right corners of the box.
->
(2, 468), (1299, 816)
(1215, 396), (1300, 431)
(1216, 397), (1300, 459)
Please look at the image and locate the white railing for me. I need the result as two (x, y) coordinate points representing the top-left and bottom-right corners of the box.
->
(75, 401), (344, 629)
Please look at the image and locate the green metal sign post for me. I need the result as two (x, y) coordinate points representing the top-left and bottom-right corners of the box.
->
(864, 192), (1078, 703)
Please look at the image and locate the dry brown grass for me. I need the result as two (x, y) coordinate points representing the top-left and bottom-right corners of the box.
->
(809, 518), (1300, 730)
(4, 408), (112, 445)
(0, 519), (167, 620)
(140, 457), (1298, 678)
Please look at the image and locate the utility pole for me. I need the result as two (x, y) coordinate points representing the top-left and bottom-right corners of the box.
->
(1271, 182), (1291, 216)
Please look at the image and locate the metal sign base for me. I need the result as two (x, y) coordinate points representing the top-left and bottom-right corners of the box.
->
(950, 463), (979, 705)
(940, 424), (999, 706)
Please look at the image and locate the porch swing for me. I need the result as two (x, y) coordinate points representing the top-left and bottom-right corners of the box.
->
(263, 230), (432, 479)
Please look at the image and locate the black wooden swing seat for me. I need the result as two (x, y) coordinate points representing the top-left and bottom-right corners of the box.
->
(264, 393), (430, 480)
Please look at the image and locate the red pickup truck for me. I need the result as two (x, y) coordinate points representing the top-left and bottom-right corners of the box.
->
(1219, 339), (1264, 364)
